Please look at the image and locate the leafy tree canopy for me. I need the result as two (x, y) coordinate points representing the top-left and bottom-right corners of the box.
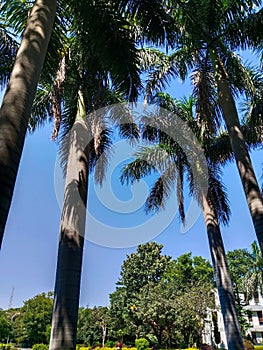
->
(117, 242), (171, 293)
(164, 252), (214, 289)
(14, 292), (53, 347)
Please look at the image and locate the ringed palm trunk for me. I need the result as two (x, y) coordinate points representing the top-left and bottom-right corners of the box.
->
(50, 91), (88, 350)
(201, 193), (244, 350)
(216, 67), (263, 255)
(0, 0), (57, 249)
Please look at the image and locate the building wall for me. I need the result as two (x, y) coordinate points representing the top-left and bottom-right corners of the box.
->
(203, 290), (263, 347)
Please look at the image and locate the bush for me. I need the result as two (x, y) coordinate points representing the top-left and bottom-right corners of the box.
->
(254, 346), (263, 350)
(0, 344), (17, 350)
(105, 341), (116, 348)
(135, 338), (149, 350)
(32, 344), (49, 350)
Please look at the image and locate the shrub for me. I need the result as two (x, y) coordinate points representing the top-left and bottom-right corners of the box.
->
(254, 346), (263, 350)
(32, 344), (49, 350)
(0, 344), (17, 350)
(135, 338), (149, 350)
(105, 341), (116, 348)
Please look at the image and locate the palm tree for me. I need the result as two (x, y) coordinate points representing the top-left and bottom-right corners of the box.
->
(28, 1), (148, 347)
(242, 241), (263, 303)
(0, 0), (176, 251)
(121, 94), (244, 349)
(142, 0), (263, 254)
(2, 0), (176, 347)
(0, 0), (57, 249)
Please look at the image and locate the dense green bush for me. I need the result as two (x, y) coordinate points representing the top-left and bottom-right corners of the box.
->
(32, 344), (49, 350)
(105, 341), (116, 347)
(135, 338), (149, 350)
(0, 343), (15, 350)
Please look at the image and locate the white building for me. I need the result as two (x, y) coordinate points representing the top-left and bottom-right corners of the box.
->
(202, 290), (263, 348)
(202, 291), (227, 349)
(244, 292), (263, 344)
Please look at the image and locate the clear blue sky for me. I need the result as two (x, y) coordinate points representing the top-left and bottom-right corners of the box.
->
(0, 52), (261, 310)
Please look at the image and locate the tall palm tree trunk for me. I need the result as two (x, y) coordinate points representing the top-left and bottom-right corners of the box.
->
(202, 193), (244, 350)
(49, 90), (88, 350)
(217, 73), (263, 255)
(0, 0), (56, 249)
(49, 119), (89, 350)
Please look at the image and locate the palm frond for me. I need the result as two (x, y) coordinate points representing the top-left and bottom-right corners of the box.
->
(1, 0), (32, 37)
(117, 0), (176, 46)
(121, 158), (157, 185)
(0, 2), (20, 88)
(222, 7), (263, 50)
(220, 49), (256, 97)
(192, 58), (222, 134)
(143, 47), (196, 103)
(29, 84), (52, 132)
(89, 128), (113, 186)
(107, 104), (140, 144)
(176, 157), (185, 223)
(206, 132), (234, 165)
(0, 27), (18, 87)
(207, 164), (231, 226)
(68, 0), (142, 101)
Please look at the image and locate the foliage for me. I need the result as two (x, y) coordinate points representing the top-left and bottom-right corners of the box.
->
(164, 253), (214, 289)
(32, 344), (49, 350)
(0, 311), (12, 343)
(135, 338), (149, 350)
(13, 292), (53, 347)
(77, 306), (110, 346)
(109, 242), (171, 344)
(110, 244), (214, 347)
(227, 241), (263, 336)
(227, 248), (253, 295)
(0, 344), (14, 350)
(105, 340), (116, 347)
(117, 242), (171, 293)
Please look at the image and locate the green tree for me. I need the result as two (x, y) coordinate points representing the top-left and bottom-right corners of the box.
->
(118, 242), (171, 293)
(109, 243), (171, 343)
(226, 247), (252, 336)
(111, 251), (214, 347)
(164, 253), (214, 289)
(110, 245), (214, 347)
(227, 241), (263, 302)
(136, 270), (214, 347)
(242, 241), (263, 302)
(77, 307), (92, 345)
(15, 293), (53, 347)
(227, 248), (252, 295)
(77, 306), (110, 346)
(0, 310), (12, 343)
(0, 0), (56, 249)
